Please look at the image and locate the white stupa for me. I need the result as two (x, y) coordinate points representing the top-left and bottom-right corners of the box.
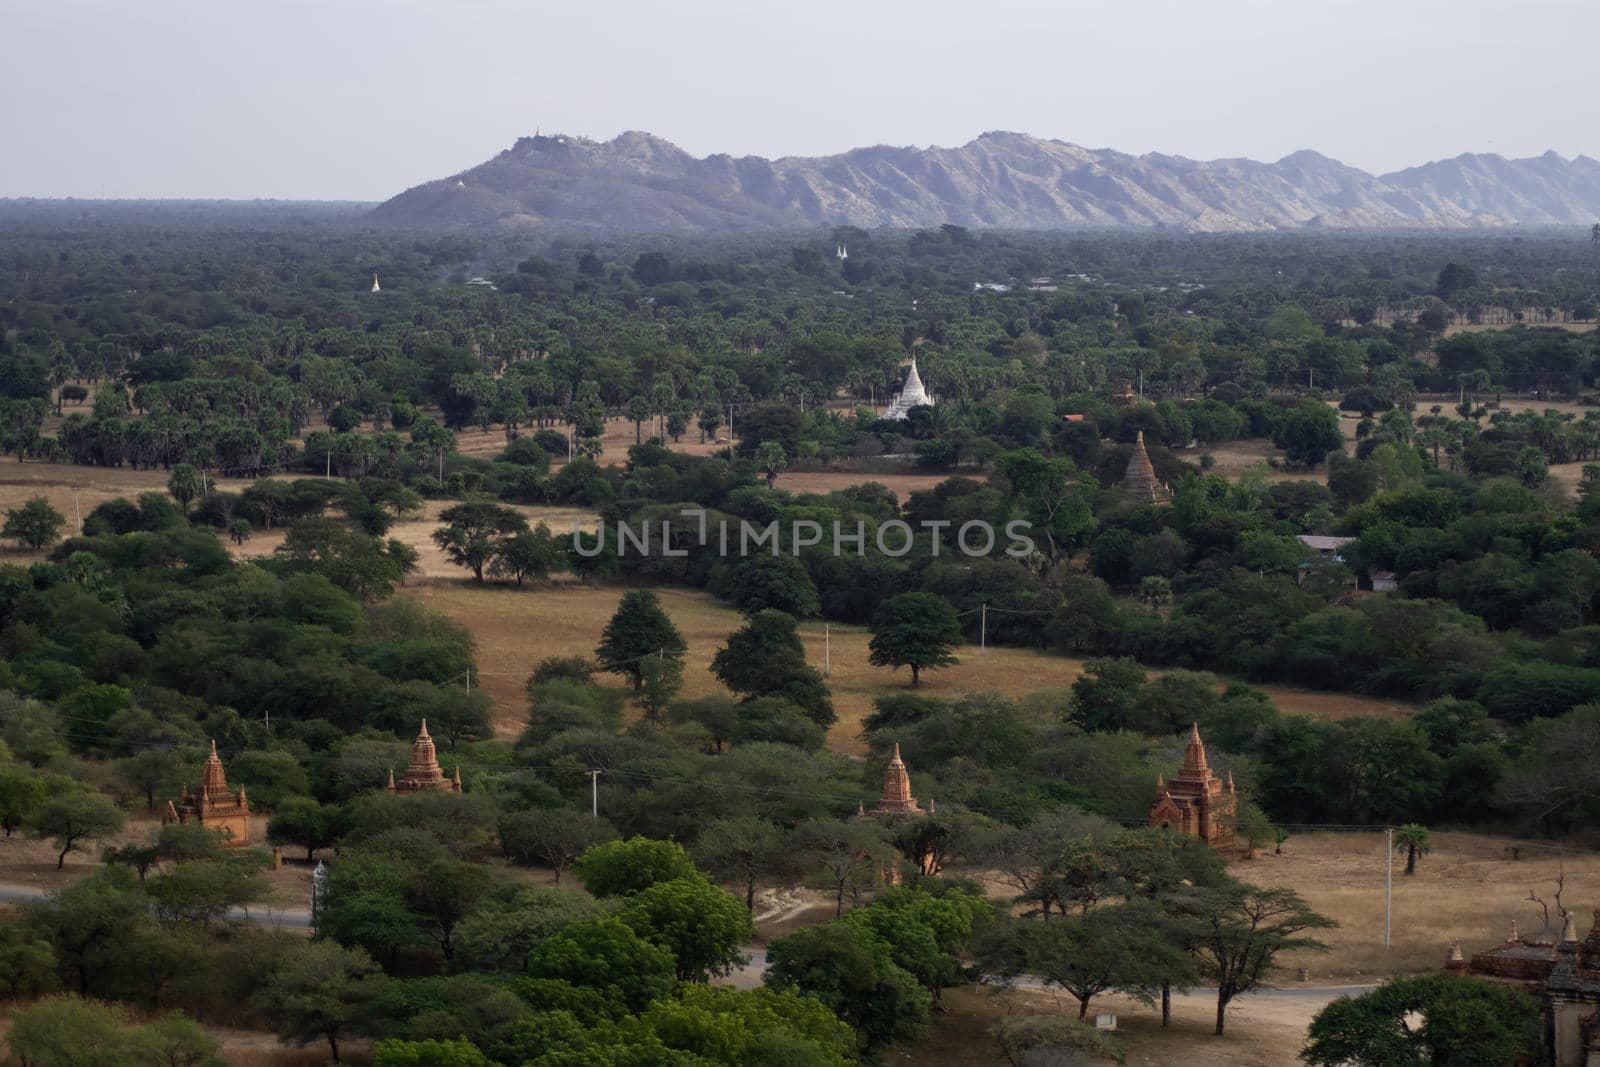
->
(370, 273), (381, 293)
(883, 359), (934, 420)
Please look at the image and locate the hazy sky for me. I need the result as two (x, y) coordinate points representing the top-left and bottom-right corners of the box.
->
(2, 0), (1593, 200)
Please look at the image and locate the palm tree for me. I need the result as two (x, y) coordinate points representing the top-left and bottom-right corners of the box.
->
(1394, 823), (1431, 876)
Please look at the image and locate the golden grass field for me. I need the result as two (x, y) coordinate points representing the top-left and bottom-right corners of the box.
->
(400, 580), (1413, 748)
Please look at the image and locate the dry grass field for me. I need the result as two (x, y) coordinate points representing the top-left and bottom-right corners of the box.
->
(1236, 830), (1600, 981)
(900, 983), (1336, 1067)
(401, 581), (1413, 746)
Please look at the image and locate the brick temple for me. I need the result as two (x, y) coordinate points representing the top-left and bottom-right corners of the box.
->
(870, 743), (923, 818)
(386, 720), (462, 794)
(1445, 910), (1600, 1065)
(1122, 430), (1170, 505)
(162, 740), (250, 847)
(1148, 724), (1236, 849)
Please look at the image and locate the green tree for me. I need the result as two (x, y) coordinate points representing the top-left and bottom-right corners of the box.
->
(6, 994), (140, 1067)
(1173, 882), (1335, 1035)
(1069, 657), (1148, 732)
(721, 554), (820, 618)
(576, 836), (697, 898)
(266, 798), (340, 861)
(868, 592), (962, 687)
(373, 1038), (491, 1067)
(29, 791), (125, 869)
(636, 655), (684, 725)
(596, 590), (686, 692)
(131, 1011), (226, 1067)
(798, 817), (896, 919)
(255, 940), (384, 1064)
(1393, 823), (1431, 875)
(712, 609), (834, 727)
(1272, 400), (1344, 468)
(3, 496), (66, 550)
(488, 524), (562, 586)
(431, 502), (528, 582)
(0, 767), (48, 837)
(754, 440), (788, 488)
(116, 748), (184, 811)
(1303, 973), (1537, 1067)
(167, 464), (203, 512)
(765, 920), (931, 1053)
(526, 915), (675, 1015)
(979, 905), (1186, 1021)
(694, 815), (791, 910)
(498, 808), (615, 884)
(622, 875), (754, 982)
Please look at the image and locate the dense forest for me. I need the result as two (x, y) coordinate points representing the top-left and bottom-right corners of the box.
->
(0, 213), (1594, 1064)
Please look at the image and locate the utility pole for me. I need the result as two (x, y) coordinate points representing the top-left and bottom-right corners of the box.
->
(824, 624), (831, 676)
(71, 486), (81, 529)
(438, 449), (444, 481)
(325, 450), (331, 478)
(464, 670), (470, 696)
(589, 770), (601, 820)
(980, 603), (987, 653)
(1384, 827), (1394, 949)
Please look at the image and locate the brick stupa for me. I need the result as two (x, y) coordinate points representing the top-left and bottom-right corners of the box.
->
(163, 740), (250, 846)
(387, 720), (462, 794)
(1122, 430), (1170, 505)
(870, 743), (923, 818)
(1148, 724), (1235, 849)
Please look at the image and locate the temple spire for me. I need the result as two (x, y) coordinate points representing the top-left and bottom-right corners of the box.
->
(1122, 430), (1168, 504)
(1179, 724), (1211, 779)
(871, 742), (921, 817)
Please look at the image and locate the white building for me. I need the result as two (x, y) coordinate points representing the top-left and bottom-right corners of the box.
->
(883, 359), (935, 420)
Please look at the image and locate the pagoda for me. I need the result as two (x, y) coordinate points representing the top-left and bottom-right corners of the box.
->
(163, 740), (251, 847)
(370, 273), (381, 293)
(387, 721), (462, 794)
(883, 360), (935, 421)
(870, 743), (923, 818)
(1148, 724), (1235, 849)
(1121, 430), (1170, 505)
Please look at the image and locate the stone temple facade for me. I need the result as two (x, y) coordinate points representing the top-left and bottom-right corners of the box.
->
(1148, 724), (1236, 849)
(1122, 430), (1170, 505)
(163, 741), (250, 847)
(1445, 911), (1600, 1066)
(883, 360), (935, 420)
(387, 720), (462, 794)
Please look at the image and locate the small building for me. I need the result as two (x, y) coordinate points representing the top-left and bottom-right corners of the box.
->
(1121, 431), (1170, 505)
(882, 360), (935, 421)
(1029, 277), (1058, 292)
(163, 741), (250, 847)
(1297, 535), (1355, 562)
(387, 721), (462, 794)
(1148, 725), (1236, 850)
(1370, 569), (1399, 593)
(1445, 911), (1600, 1066)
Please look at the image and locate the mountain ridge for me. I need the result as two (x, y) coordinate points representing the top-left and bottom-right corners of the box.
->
(369, 131), (1600, 232)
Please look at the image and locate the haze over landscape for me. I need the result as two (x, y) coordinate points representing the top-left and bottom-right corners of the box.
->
(3, 0), (1597, 203)
(4, 3), (1600, 1066)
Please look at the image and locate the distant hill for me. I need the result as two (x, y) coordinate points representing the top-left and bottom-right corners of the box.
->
(369, 131), (1600, 232)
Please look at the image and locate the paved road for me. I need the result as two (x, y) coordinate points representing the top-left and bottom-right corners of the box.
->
(0, 882), (312, 929)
